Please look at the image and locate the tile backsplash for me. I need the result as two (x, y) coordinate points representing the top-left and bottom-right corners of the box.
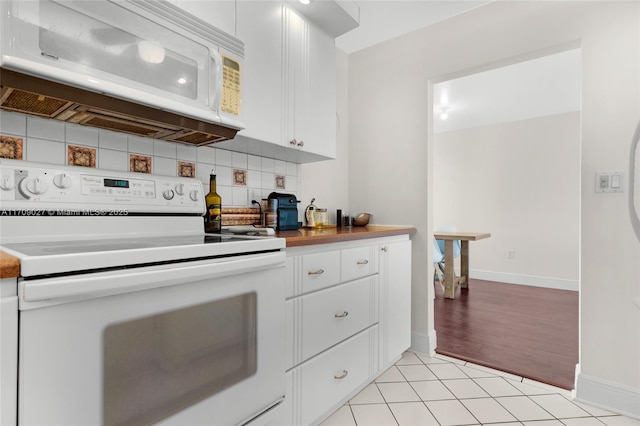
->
(0, 110), (300, 206)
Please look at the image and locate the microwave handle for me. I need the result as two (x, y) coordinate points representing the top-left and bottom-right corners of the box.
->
(209, 49), (223, 111)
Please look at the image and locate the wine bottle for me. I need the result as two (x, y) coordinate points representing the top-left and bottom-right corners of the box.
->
(204, 170), (222, 233)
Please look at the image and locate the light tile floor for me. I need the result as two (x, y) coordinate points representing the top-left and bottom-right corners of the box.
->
(320, 352), (640, 426)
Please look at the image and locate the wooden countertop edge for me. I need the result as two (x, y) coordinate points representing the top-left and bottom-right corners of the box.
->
(277, 225), (417, 247)
(0, 250), (20, 279)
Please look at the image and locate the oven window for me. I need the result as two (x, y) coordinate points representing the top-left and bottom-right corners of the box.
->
(103, 292), (257, 425)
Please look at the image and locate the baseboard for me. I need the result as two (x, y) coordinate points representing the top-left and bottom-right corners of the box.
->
(471, 269), (579, 291)
(574, 366), (640, 420)
(410, 329), (436, 356)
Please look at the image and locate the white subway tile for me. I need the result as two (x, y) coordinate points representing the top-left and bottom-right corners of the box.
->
(177, 144), (197, 161)
(26, 138), (65, 164)
(216, 166), (233, 186)
(231, 151), (247, 168)
(232, 187), (248, 206)
(153, 157), (177, 176)
(274, 160), (286, 174)
(0, 111), (27, 136)
(99, 131), (128, 151)
(261, 157), (275, 172)
(216, 149), (232, 167)
(247, 154), (262, 170)
(286, 161), (298, 176)
(27, 116), (65, 142)
(154, 140), (177, 159)
(261, 172), (274, 190)
(246, 169), (261, 188)
(66, 123), (99, 147)
(98, 149), (128, 171)
(197, 146), (216, 164)
(128, 135), (154, 155)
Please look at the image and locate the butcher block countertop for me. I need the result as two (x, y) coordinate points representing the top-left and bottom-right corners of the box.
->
(0, 250), (20, 279)
(276, 225), (416, 247)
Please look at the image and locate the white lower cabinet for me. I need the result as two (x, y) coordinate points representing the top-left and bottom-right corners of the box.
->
(283, 234), (412, 425)
(285, 326), (378, 426)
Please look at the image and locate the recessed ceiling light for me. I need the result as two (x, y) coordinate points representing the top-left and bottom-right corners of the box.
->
(299, 0), (310, 4)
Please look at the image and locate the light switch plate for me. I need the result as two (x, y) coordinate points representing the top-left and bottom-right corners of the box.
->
(595, 171), (624, 193)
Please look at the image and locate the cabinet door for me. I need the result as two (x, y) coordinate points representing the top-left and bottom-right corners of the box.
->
(305, 21), (336, 158)
(236, 1), (283, 145)
(379, 240), (412, 369)
(283, 6), (336, 158)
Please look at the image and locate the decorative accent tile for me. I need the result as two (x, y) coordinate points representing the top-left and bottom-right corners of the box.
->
(275, 174), (286, 190)
(68, 145), (96, 167)
(0, 136), (23, 160)
(233, 168), (247, 186)
(130, 154), (152, 174)
(178, 161), (196, 178)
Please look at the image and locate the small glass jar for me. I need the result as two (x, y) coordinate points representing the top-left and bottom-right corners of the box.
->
(314, 208), (328, 226)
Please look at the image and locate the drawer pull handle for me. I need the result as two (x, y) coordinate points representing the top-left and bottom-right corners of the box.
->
(334, 370), (348, 380)
(335, 311), (349, 318)
(357, 259), (369, 265)
(308, 269), (325, 275)
(381, 246), (388, 252)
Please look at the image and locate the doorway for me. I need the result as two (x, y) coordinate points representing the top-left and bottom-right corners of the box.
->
(431, 48), (581, 389)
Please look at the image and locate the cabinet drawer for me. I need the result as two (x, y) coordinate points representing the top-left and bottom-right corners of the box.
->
(301, 251), (340, 294)
(341, 246), (377, 283)
(286, 326), (378, 426)
(286, 276), (378, 369)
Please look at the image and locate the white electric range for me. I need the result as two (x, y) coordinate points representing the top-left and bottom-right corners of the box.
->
(0, 159), (286, 426)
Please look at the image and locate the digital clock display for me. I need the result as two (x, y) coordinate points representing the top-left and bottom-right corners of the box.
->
(104, 178), (129, 188)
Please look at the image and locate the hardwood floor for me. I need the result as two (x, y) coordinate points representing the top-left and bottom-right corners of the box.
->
(434, 278), (578, 390)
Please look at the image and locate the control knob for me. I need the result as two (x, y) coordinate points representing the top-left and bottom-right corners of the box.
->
(20, 177), (49, 197)
(175, 183), (185, 195)
(0, 176), (13, 191)
(53, 173), (72, 189)
(189, 190), (199, 202)
(162, 189), (175, 200)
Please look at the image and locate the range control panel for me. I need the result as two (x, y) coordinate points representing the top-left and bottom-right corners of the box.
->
(0, 159), (205, 215)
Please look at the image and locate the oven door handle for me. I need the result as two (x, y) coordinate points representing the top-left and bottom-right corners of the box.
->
(21, 252), (285, 304)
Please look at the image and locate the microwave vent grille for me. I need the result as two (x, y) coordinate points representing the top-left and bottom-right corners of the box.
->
(168, 131), (226, 145)
(0, 88), (72, 118)
(0, 68), (239, 145)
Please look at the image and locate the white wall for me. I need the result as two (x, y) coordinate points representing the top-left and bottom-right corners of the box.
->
(346, 0), (639, 417)
(434, 112), (581, 290)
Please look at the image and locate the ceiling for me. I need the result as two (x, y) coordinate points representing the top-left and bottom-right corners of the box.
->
(334, 1), (491, 54)
(334, 1), (581, 132)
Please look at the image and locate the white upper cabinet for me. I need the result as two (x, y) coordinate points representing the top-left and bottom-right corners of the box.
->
(220, 2), (337, 163)
(235, 1), (283, 146)
(283, 7), (336, 159)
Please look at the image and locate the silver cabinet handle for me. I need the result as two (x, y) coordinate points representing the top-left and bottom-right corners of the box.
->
(334, 311), (349, 318)
(308, 269), (325, 275)
(381, 246), (388, 252)
(297, 140), (304, 147)
(357, 259), (369, 265)
(289, 139), (297, 146)
(334, 370), (348, 380)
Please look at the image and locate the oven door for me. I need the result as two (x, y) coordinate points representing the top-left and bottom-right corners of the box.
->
(18, 251), (285, 426)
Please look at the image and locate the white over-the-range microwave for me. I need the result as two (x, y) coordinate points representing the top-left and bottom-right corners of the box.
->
(0, 0), (244, 141)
